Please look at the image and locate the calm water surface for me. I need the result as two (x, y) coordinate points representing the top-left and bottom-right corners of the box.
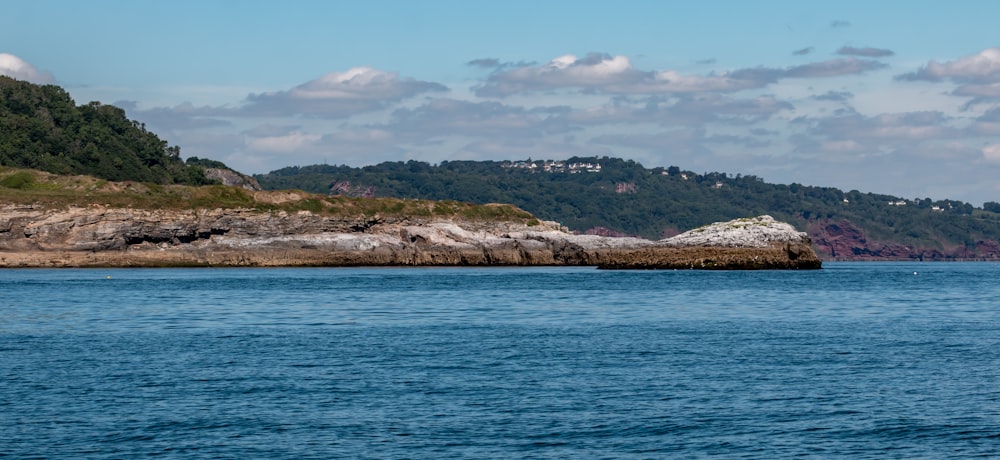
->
(2, 263), (999, 458)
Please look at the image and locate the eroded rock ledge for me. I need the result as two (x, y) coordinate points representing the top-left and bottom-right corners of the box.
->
(0, 207), (820, 269)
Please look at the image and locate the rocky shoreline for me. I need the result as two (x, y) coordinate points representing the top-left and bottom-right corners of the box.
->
(0, 206), (820, 269)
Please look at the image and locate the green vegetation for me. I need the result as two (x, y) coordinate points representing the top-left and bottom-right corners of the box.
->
(255, 157), (1000, 250)
(0, 171), (35, 189)
(0, 76), (212, 185)
(184, 156), (230, 170)
(0, 168), (537, 224)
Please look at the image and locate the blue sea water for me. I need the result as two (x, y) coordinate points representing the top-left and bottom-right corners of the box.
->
(1, 263), (999, 458)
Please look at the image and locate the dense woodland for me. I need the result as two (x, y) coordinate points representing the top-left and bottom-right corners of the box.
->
(0, 76), (211, 185)
(256, 158), (1000, 251)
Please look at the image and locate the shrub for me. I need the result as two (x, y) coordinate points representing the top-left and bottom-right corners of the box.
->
(295, 198), (324, 213)
(0, 171), (35, 189)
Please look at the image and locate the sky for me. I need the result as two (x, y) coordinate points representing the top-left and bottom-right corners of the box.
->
(3, 0), (1000, 205)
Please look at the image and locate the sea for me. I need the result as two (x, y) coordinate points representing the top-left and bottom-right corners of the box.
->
(2, 262), (998, 458)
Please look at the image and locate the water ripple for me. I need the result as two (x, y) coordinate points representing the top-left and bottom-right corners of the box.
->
(2, 263), (999, 457)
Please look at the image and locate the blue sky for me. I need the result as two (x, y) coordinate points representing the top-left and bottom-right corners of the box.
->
(4, 1), (1000, 205)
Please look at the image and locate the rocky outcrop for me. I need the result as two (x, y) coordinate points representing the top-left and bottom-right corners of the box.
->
(598, 216), (820, 269)
(203, 168), (262, 191)
(663, 215), (811, 248)
(0, 206), (820, 269)
(808, 218), (1000, 261)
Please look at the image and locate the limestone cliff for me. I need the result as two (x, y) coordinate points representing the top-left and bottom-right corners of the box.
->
(0, 205), (820, 269)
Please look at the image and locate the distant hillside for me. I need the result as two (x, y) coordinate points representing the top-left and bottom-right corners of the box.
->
(255, 158), (1000, 260)
(0, 76), (211, 185)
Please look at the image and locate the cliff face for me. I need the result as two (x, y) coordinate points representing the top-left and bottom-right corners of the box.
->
(0, 206), (820, 269)
(808, 218), (1000, 261)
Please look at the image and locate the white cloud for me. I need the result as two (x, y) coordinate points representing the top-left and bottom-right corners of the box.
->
(556, 54), (632, 79)
(819, 139), (864, 153)
(322, 127), (395, 144)
(901, 48), (1000, 83)
(237, 67), (448, 118)
(804, 110), (960, 142)
(591, 128), (710, 154)
(474, 53), (643, 97)
(897, 48), (1000, 107)
(983, 144), (1000, 163)
(244, 129), (322, 153)
(645, 70), (761, 93)
(292, 67), (411, 99)
(561, 94), (793, 127)
(905, 141), (980, 161)
(0, 53), (54, 83)
(549, 55), (577, 69)
(788, 110), (978, 168)
(954, 82), (1000, 97)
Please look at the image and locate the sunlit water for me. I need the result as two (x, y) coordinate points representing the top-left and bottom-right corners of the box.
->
(2, 263), (999, 458)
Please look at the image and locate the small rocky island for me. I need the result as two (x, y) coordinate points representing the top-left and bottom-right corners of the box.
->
(0, 170), (820, 269)
(0, 207), (819, 269)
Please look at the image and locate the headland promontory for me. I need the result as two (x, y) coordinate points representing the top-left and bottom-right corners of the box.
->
(0, 169), (820, 269)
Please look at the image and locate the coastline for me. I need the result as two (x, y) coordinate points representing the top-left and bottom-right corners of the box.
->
(0, 244), (820, 269)
(0, 206), (821, 269)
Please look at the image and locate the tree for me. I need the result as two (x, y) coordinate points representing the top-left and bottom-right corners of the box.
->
(0, 75), (211, 185)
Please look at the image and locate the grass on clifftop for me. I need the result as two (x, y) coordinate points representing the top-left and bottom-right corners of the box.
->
(0, 167), (538, 223)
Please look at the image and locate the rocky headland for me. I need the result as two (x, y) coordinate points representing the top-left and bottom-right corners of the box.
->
(0, 201), (820, 269)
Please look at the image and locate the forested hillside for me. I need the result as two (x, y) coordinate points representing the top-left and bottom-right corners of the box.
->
(256, 158), (1000, 260)
(0, 76), (211, 185)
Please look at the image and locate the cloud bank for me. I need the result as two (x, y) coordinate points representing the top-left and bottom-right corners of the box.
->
(236, 67), (448, 118)
(473, 53), (886, 97)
